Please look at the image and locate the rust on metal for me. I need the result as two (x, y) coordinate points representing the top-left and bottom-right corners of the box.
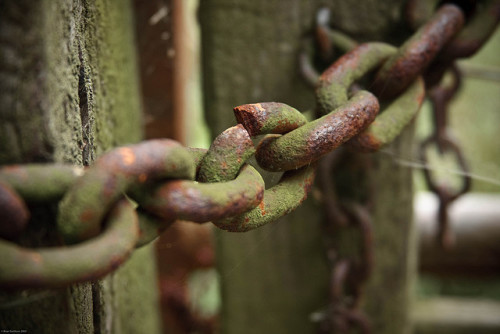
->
(213, 165), (316, 232)
(2, 0), (498, 290)
(234, 102), (307, 136)
(347, 76), (426, 152)
(299, 7), (359, 90)
(372, 4), (465, 99)
(316, 42), (396, 115)
(419, 135), (471, 249)
(342, 202), (374, 308)
(427, 64), (462, 149)
(0, 164), (83, 201)
(0, 182), (29, 240)
(317, 150), (349, 227)
(137, 164), (264, 223)
(0, 199), (139, 289)
(299, 38), (321, 88)
(441, 0), (500, 59)
(419, 63), (470, 249)
(58, 139), (196, 244)
(330, 259), (350, 302)
(341, 309), (372, 334)
(406, 0), (500, 60)
(315, 6), (335, 62)
(197, 124), (255, 183)
(255, 91), (379, 172)
(198, 118), (316, 232)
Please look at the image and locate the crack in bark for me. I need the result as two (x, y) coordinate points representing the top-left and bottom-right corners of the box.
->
(78, 43), (94, 166)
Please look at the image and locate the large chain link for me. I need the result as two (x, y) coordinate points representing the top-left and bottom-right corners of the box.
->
(1, 0), (498, 290)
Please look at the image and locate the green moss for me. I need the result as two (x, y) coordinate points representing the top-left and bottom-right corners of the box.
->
(214, 165), (315, 231)
(0, 0), (160, 331)
(316, 43), (396, 115)
(359, 77), (425, 149)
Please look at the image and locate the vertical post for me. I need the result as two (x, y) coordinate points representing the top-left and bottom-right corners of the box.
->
(199, 0), (416, 333)
(0, 1), (160, 333)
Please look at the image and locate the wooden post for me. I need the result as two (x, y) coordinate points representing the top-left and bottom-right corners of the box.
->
(0, 1), (160, 333)
(199, 0), (416, 333)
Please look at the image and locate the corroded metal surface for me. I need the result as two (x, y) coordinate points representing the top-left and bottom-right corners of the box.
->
(197, 120), (317, 232)
(372, 4), (465, 99)
(213, 165), (316, 232)
(0, 164), (82, 201)
(139, 164), (264, 223)
(316, 42), (396, 115)
(58, 139), (195, 244)
(0, 199), (139, 288)
(0, 0), (495, 289)
(347, 76), (426, 152)
(234, 102), (307, 136)
(0, 182), (29, 240)
(406, 0), (500, 59)
(255, 91), (379, 172)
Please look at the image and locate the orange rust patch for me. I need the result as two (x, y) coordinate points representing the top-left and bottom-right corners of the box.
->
(259, 201), (266, 216)
(80, 210), (95, 223)
(4, 165), (22, 172)
(119, 148), (136, 166)
(254, 103), (265, 112)
(30, 253), (43, 264)
(139, 173), (148, 183)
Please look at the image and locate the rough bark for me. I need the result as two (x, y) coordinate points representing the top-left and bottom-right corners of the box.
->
(0, 1), (160, 333)
(199, 0), (415, 333)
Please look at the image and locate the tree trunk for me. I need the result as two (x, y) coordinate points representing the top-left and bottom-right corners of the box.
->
(0, 1), (161, 333)
(199, 0), (416, 333)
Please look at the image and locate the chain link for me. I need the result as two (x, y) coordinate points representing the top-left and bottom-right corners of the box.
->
(419, 65), (472, 249)
(316, 150), (374, 334)
(303, 2), (499, 332)
(1, 1), (498, 290)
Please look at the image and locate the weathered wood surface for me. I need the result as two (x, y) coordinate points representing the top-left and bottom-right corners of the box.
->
(199, 0), (415, 333)
(0, 1), (160, 333)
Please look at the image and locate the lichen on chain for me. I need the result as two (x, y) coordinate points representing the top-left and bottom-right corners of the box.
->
(316, 42), (396, 115)
(197, 124), (255, 183)
(1, 0), (497, 290)
(233, 102), (307, 136)
(254, 91), (379, 172)
(136, 164), (265, 223)
(372, 4), (465, 99)
(58, 139), (196, 244)
(0, 164), (83, 201)
(0, 199), (139, 289)
(347, 76), (425, 152)
(196, 113), (317, 232)
(406, 0), (500, 59)
(213, 165), (316, 232)
(0, 164), (83, 240)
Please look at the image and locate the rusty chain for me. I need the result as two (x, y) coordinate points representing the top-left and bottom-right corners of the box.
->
(302, 1), (499, 332)
(315, 149), (374, 334)
(419, 65), (472, 249)
(1, 1), (499, 294)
